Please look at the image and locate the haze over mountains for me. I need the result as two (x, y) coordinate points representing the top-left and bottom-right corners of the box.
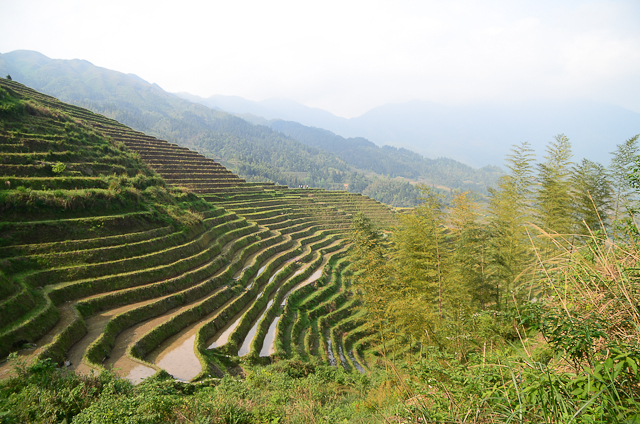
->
(2, 49), (636, 202)
(0, 50), (505, 207)
(178, 93), (640, 169)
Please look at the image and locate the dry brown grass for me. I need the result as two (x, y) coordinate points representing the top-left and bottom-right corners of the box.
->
(529, 223), (640, 349)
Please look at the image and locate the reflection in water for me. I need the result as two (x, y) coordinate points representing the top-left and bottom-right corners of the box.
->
(268, 266), (286, 284)
(0, 303), (75, 380)
(233, 247), (266, 279)
(256, 264), (267, 278)
(67, 299), (159, 376)
(67, 312), (116, 374)
(348, 349), (365, 374)
(290, 264), (309, 279)
(153, 334), (200, 382)
(326, 336), (337, 366)
(337, 341), (348, 370)
(208, 315), (242, 349)
(107, 353), (156, 385)
(144, 292), (238, 381)
(125, 364), (157, 384)
(233, 265), (250, 279)
(260, 316), (280, 357)
(281, 266), (323, 306)
(238, 299), (274, 356)
(104, 313), (165, 384)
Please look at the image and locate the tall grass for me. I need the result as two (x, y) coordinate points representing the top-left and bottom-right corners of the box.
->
(381, 227), (640, 423)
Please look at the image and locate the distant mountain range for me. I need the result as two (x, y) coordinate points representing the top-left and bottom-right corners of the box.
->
(0, 50), (502, 206)
(237, 116), (502, 193)
(176, 92), (347, 133)
(178, 94), (640, 168)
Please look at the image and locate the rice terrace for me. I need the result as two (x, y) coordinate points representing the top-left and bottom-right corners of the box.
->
(2, 76), (640, 422)
(0, 79), (396, 379)
(4, 0), (640, 420)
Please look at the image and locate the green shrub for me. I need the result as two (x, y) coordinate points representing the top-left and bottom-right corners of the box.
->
(51, 162), (66, 174)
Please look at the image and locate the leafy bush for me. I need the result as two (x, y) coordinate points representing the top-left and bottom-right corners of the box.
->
(51, 162), (66, 174)
(0, 359), (384, 424)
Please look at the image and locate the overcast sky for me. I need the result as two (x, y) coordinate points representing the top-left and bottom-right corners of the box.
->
(1, 0), (639, 118)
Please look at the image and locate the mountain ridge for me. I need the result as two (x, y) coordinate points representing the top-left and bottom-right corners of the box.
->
(0, 50), (503, 207)
(177, 92), (640, 168)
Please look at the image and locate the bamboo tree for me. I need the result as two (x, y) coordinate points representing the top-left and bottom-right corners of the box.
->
(487, 142), (536, 309)
(348, 212), (392, 322)
(571, 159), (613, 237)
(392, 186), (448, 321)
(535, 134), (574, 253)
(448, 191), (493, 309)
(347, 212), (395, 362)
(610, 135), (639, 240)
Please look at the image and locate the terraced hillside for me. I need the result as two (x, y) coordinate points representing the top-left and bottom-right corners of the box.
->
(0, 79), (397, 383)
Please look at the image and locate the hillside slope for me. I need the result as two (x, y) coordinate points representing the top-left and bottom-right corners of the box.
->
(0, 50), (500, 205)
(0, 79), (395, 385)
(180, 92), (640, 168)
(266, 119), (501, 194)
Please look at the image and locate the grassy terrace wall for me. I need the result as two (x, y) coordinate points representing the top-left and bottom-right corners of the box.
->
(0, 218), (257, 347)
(0, 79), (393, 381)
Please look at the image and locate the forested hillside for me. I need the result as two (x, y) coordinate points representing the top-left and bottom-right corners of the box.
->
(266, 119), (501, 194)
(181, 91), (640, 169)
(0, 50), (502, 207)
(2, 75), (640, 422)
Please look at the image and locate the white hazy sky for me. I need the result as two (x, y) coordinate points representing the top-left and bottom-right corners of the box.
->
(1, 0), (640, 118)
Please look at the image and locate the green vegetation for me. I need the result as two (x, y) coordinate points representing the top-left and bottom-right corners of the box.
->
(1, 357), (402, 424)
(2, 77), (640, 422)
(0, 80), (399, 422)
(0, 51), (502, 207)
(343, 134), (640, 422)
(269, 119), (502, 195)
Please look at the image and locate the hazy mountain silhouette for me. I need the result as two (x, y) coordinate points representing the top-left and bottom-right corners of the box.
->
(176, 92), (350, 134)
(0, 50), (503, 204)
(178, 94), (640, 168)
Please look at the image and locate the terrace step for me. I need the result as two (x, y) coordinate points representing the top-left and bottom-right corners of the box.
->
(0, 79), (399, 379)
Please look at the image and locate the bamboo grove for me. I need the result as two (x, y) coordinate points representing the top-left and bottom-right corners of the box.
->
(348, 134), (640, 422)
